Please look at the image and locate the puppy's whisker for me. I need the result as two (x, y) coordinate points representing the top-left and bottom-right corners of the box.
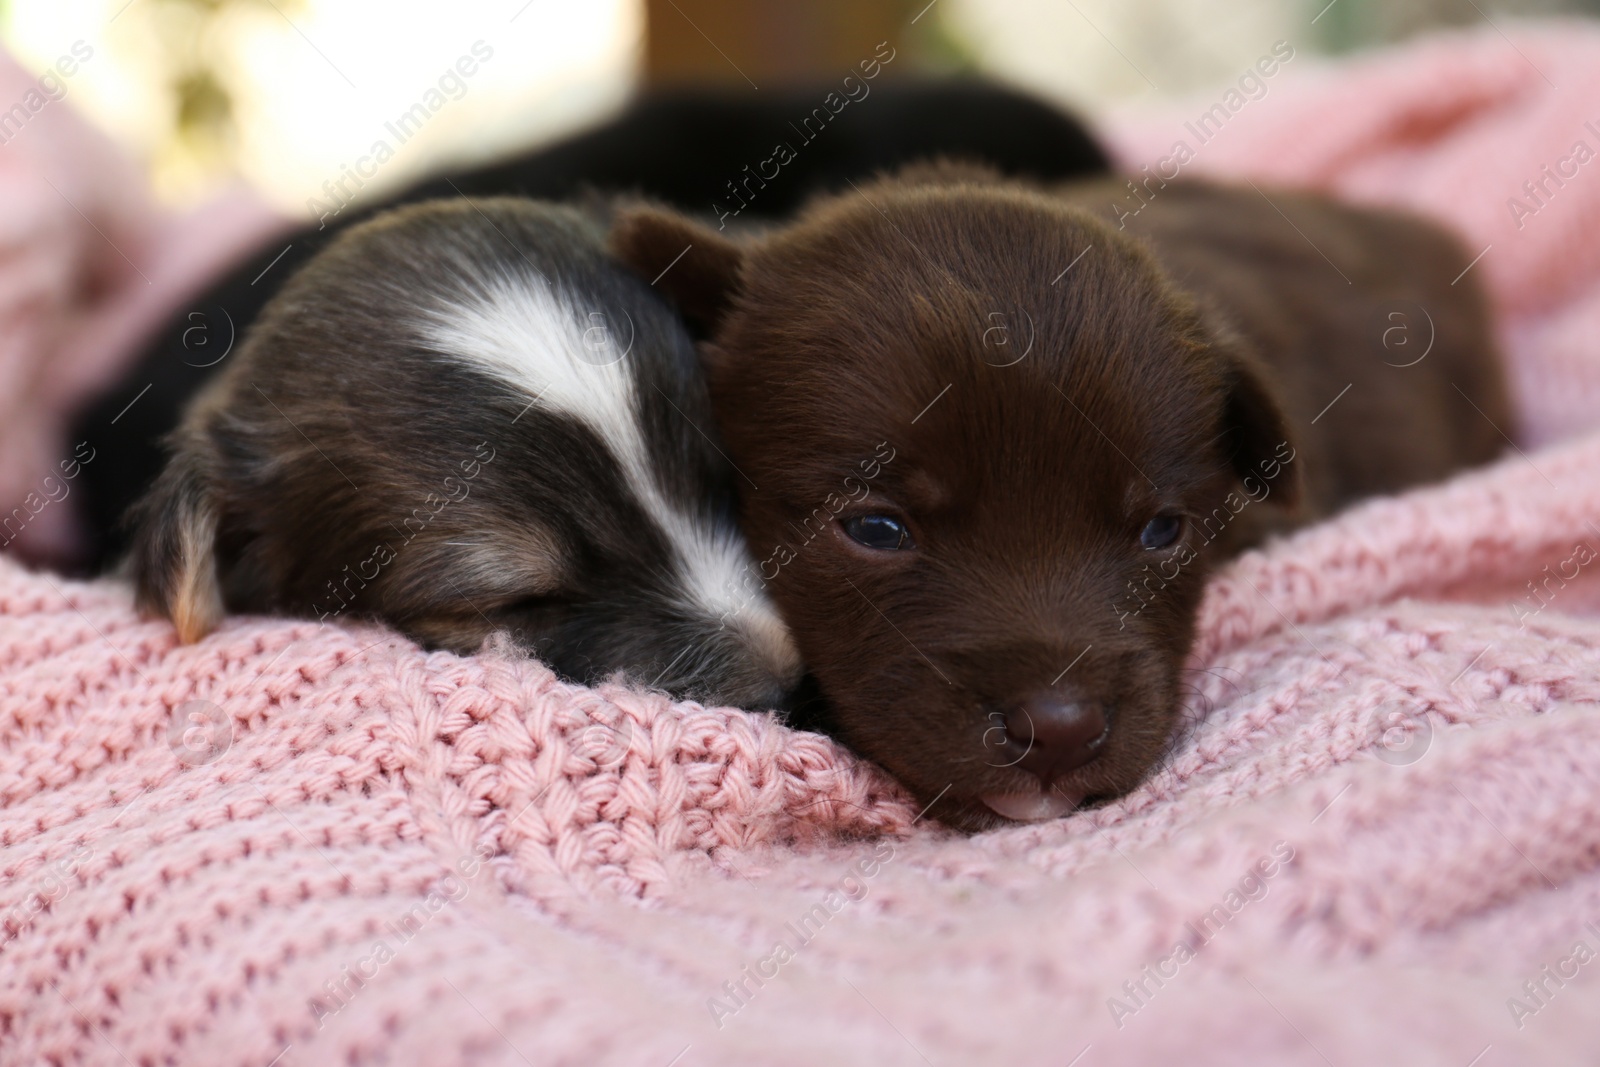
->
(1179, 664), (1245, 703)
(647, 642), (696, 689)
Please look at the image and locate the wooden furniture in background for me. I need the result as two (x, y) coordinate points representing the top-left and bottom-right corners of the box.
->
(643, 0), (926, 87)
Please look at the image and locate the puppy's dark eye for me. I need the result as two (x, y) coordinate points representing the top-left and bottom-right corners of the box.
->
(1139, 513), (1183, 550)
(842, 514), (915, 551)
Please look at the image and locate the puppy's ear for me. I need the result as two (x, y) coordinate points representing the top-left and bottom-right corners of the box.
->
(609, 206), (745, 337)
(1221, 353), (1302, 510)
(127, 443), (224, 643)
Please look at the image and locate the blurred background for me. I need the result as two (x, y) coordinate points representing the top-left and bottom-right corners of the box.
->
(2, 0), (1598, 213)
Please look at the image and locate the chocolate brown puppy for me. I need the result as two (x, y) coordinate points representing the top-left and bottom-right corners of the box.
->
(611, 169), (1511, 831)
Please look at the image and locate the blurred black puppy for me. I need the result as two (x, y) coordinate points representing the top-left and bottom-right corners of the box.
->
(73, 81), (1109, 570)
(130, 198), (803, 708)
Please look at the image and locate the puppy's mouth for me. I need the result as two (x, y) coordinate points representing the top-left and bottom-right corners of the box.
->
(978, 781), (1086, 822)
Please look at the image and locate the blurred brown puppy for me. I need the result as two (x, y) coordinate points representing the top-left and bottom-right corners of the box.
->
(611, 168), (1511, 831)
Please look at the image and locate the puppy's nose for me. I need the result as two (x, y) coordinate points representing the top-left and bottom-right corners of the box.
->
(1005, 697), (1108, 783)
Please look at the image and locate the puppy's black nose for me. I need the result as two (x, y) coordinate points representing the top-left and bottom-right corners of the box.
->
(1004, 697), (1108, 783)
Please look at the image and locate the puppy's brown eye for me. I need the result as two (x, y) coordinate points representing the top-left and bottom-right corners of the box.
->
(1140, 513), (1183, 550)
(843, 514), (915, 551)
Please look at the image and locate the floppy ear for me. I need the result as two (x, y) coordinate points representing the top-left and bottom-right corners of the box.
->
(1220, 353), (1302, 510)
(608, 206), (745, 337)
(126, 442), (224, 643)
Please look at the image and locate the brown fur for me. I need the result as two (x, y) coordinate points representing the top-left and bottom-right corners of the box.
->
(611, 168), (1512, 830)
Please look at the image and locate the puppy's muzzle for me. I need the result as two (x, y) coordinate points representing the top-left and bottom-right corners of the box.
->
(982, 694), (1110, 822)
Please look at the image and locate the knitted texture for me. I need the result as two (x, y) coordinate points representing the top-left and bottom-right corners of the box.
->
(7, 23), (1600, 1067)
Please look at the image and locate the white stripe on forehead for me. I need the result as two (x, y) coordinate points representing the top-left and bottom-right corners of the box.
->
(413, 271), (798, 680)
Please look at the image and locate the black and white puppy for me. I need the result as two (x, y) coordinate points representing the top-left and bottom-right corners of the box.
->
(130, 198), (800, 708)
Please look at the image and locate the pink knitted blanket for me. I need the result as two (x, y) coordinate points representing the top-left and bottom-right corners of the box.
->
(9, 23), (1600, 1066)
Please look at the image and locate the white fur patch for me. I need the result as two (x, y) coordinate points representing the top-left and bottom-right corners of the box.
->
(415, 273), (799, 683)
